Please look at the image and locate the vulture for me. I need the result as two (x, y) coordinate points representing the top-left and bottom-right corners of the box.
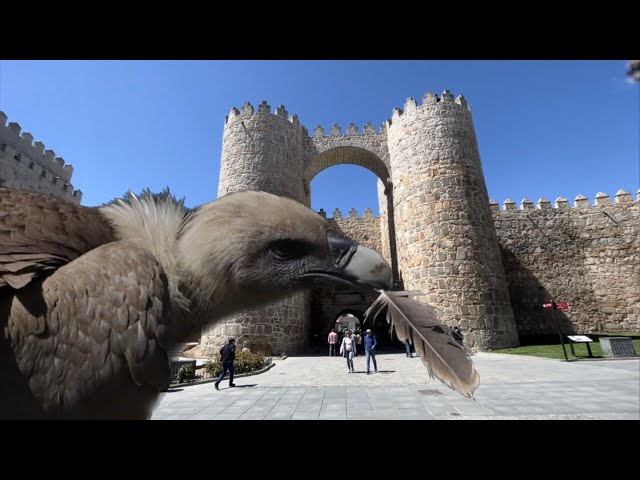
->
(0, 188), (392, 419)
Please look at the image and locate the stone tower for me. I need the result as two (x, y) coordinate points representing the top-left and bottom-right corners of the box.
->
(386, 91), (519, 350)
(207, 101), (310, 355)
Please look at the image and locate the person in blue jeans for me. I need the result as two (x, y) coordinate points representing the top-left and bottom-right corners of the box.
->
(215, 338), (236, 390)
(363, 329), (378, 374)
(404, 339), (412, 357)
(340, 330), (356, 373)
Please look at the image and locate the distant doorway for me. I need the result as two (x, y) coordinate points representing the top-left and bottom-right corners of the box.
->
(334, 311), (362, 333)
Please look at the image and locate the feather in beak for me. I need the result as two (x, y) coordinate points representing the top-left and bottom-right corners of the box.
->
(364, 290), (480, 399)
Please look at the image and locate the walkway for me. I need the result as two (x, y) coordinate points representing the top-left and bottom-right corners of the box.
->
(150, 352), (640, 420)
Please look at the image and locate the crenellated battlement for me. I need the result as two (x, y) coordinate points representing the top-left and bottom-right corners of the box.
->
(383, 89), (471, 127)
(489, 190), (639, 213)
(0, 111), (82, 202)
(224, 100), (305, 131)
(317, 207), (378, 219)
(312, 121), (386, 138)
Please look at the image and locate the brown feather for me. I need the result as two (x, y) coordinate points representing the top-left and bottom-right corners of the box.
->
(0, 188), (116, 290)
(364, 290), (480, 399)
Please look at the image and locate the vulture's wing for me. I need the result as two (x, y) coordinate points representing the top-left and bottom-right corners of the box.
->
(5, 240), (173, 419)
(0, 188), (115, 290)
(364, 290), (480, 398)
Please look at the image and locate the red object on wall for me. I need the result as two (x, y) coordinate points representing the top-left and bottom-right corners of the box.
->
(543, 301), (569, 310)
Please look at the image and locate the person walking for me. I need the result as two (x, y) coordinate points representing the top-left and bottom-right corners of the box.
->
(328, 328), (338, 356)
(363, 329), (378, 374)
(404, 338), (412, 357)
(340, 330), (356, 373)
(214, 338), (237, 390)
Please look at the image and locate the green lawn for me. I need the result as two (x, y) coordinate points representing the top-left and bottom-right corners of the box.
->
(493, 333), (640, 360)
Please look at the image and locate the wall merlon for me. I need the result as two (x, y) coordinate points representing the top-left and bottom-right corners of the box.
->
(489, 199), (500, 213)
(363, 122), (376, 135)
(615, 189), (632, 203)
(8, 122), (21, 136)
(330, 124), (342, 136)
(404, 97), (418, 111)
(241, 101), (254, 115)
(391, 107), (403, 121)
(318, 208), (327, 218)
(574, 194), (589, 208)
(348, 207), (358, 218)
(0, 111), (7, 126)
(555, 197), (569, 208)
(44, 150), (55, 162)
(594, 192), (611, 205)
(21, 132), (34, 145)
(347, 123), (358, 135)
(503, 199), (517, 211)
(62, 164), (74, 177)
(332, 208), (342, 219)
(258, 100), (271, 114)
(314, 125), (325, 137)
(72, 190), (83, 202)
(440, 89), (454, 103)
(423, 91), (438, 105)
(33, 141), (45, 154)
(276, 105), (288, 118)
(364, 208), (374, 218)
(455, 95), (469, 109)
(537, 198), (552, 209)
(225, 107), (240, 124)
(636, 189), (640, 201)
(520, 198), (534, 210)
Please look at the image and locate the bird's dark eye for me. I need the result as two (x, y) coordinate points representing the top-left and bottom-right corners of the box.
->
(269, 240), (312, 261)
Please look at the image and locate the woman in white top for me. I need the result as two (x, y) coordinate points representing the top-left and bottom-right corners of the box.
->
(340, 330), (356, 373)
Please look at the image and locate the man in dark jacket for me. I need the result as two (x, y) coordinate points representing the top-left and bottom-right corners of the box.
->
(214, 338), (237, 390)
(363, 329), (378, 374)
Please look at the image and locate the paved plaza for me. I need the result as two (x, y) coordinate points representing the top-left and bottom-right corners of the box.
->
(151, 351), (640, 420)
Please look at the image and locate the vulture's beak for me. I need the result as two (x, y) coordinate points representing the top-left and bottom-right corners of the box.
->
(326, 231), (392, 290)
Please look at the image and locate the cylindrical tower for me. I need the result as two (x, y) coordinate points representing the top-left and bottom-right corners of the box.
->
(202, 100), (310, 356)
(386, 90), (519, 350)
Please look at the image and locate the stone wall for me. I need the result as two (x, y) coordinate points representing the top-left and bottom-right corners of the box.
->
(492, 192), (640, 336)
(318, 207), (384, 258)
(199, 292), (310, 357)
(0, 111), (82, 202)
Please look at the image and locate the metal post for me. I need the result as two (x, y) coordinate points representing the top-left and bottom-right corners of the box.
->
(552, 300), (569, 361)
(586, 343), (593, 358)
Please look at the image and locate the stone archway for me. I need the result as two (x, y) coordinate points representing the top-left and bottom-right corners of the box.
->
(303, 141), (402, 351)
(304, 143), (400, 289)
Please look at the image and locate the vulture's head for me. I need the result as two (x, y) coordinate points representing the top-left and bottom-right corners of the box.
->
(176, 191), (392, 313)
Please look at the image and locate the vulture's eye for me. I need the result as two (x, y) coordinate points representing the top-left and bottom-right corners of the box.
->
(269, 240), (312, 261)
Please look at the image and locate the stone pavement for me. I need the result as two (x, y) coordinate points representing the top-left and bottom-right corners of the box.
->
(150, 351), (640, 420)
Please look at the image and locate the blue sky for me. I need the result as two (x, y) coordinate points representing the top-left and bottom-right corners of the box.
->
(0, 60), (637, 214)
